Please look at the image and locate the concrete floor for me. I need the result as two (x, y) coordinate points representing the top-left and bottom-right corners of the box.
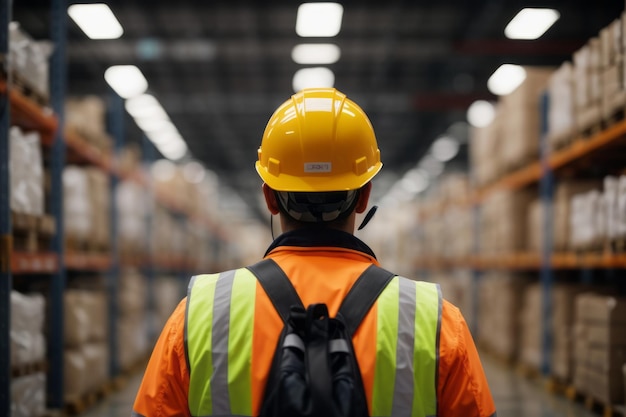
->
(76, 354), (602, 417)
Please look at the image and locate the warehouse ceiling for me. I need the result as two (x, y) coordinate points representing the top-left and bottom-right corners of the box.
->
(13, 1), (624, 223)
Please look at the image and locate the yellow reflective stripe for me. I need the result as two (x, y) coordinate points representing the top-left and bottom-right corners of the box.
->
(227, 269), (256, 415)
(372, 277), (399, 416)
(187, 273), (220, 416)
(412, 281), (440, 417)
(186, 269), (257, 417)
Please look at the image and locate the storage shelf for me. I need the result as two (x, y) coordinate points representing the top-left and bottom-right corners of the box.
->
(415, 252), (626, 270)
(64, 252), (113, 271)
(11, 251), (59, 274)
(0, 79), (57, 145)
(472, 117), (626, 204)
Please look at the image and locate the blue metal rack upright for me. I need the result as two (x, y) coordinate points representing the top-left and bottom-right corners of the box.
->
(538, 92), (554, 376)
(48, 0), (68, 409)
(108, 91), (124, 379)
(0, 0), (13, 415)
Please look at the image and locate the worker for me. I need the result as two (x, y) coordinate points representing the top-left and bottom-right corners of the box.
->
(132, 88), (497, 417)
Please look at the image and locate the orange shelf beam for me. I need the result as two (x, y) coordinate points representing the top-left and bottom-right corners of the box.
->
(0, 79), (57, 145)
(64, 252), (113, 271)
(11, 252), (59, 275)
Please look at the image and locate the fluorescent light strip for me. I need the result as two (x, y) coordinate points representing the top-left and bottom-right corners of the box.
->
(68, 3), (123, 39)
(487, 64), (527, 96)
(104, 65), (148, 99)
(296, 3), (344, 37)
(505, 8), (560, 40)
(292, 44), (341, 64)
(292, 67), (335, 92)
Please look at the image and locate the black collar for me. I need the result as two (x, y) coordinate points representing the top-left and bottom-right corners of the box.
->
(264, 228), (377, 259)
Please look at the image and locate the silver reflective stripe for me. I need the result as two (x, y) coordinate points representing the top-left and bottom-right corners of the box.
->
(283, 333), (305, 351)
(211, 270), (236, 415)
(434, 284), (443, 417)
(392, 278), (417, 417)
(329, 339), (349, 353)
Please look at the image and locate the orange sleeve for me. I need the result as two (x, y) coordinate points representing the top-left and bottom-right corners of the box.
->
(437, 300), (496, 417)
(133, 298), (191, 417)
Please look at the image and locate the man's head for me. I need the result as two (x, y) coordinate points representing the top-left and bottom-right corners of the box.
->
(256, 88), (382, 232)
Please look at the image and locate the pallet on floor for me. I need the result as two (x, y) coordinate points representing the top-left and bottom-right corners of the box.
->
(64, 380), (114, 416)
(564, 385), (625, 417)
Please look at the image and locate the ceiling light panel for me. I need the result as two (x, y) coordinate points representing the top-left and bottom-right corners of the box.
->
(68, 3), (123, 39)
(505, 8), (560, 40)
(296, 3), (344, 37)
(104, 65), (148, 99)
(292, 67), (335, 92)
(292, 44), (341, 64)
(487, 64), (527, 96)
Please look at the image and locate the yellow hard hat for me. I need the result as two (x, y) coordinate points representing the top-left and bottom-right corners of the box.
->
(256, 88), (382, 192)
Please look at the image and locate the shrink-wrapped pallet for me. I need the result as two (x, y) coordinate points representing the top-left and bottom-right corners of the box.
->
(573, 38), (603, 134)
(154, 276), (183, 331)
(86, 167), (111, 250)
(117, 180), (148, 256)
(9, 127), (44, 216)
(519, 283), (542, 370)
(63, 167), (91, 243)
(10, 291), (46, 367)
(9, 22), (52, 102)
(10, 373), (46, 417)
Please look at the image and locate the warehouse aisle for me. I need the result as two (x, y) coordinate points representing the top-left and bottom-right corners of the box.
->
(74, 353), (599, 417)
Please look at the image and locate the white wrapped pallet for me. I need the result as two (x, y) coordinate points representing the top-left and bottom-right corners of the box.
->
(547, 62), (576, 150)
(8, 22), (52, 102)
(574, 38), (603, 134)
(10, 373), (46, 417)
(10, 291), (46, 368)
(117, 180), (148, 256)
(63, 166), (92, 244)
(9, 127), (44, 216)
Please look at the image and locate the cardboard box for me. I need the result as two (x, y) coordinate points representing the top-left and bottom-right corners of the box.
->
(586, 366), (624, 405)
(579, 294), (626, 324)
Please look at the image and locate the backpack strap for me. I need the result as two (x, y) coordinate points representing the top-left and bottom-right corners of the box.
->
(247, 259), (395, 332)
(247, 259), (303, 322)
(338, 264), (396, 335)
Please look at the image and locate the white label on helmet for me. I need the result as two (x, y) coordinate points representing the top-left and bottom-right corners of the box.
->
(304, 162), (332, 173)
(304, 98), (333, 112)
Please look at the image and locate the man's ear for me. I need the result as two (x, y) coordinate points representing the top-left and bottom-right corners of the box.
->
(262, 183), (280, 215)
(355, 182), (372, 214)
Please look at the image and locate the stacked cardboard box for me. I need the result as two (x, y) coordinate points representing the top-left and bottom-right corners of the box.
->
(118, 268), (149, 372)
(480, 190), (534, 255)
(519, 283), (542, 370)
(527, 180), (602, 253)
(552, 284), (589, 383)
(116, 180), (148, 258)
(600, 17), (626, 121)
(477, 273), (530, 362)
(547, 62), (576, 150)
(63, 166), (110, 252)
(574, 37), (603, 134)
(430, 270), (475, 328)
(65, 96), (113, 152)
(63, 289), (109, 402)
(469, 106), (504, 187)
(153, 276), (183, 332)
(499, 67), (554, 171)
(569, 175), (626, 252)
(573, 293), (626, 405)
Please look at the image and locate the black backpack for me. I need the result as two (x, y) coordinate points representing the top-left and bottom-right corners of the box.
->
(247, 259), (395, 417)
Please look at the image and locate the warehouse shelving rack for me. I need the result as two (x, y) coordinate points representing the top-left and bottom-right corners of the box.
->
(0, 4), (233, 415)
(415, 89), (626, 378)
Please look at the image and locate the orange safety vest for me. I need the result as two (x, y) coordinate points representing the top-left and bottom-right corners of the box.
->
(132, 229), (497, 417)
